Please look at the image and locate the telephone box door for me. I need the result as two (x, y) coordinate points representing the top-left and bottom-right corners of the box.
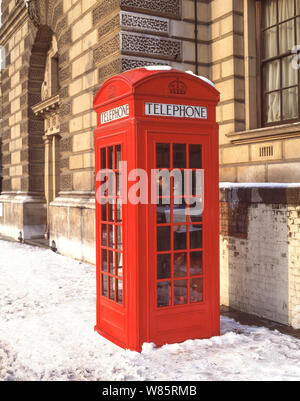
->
(148, 132), (219, 346)
(95, 132), (128, 348)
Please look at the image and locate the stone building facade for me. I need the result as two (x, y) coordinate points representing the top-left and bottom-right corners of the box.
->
(0, 0), (209, 262)
(0, 0), (299, 328)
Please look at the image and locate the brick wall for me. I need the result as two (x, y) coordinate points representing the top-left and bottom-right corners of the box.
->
(220, 184), (300, 329)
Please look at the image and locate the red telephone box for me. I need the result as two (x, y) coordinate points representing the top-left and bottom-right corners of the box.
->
(93, 67), (220, 352)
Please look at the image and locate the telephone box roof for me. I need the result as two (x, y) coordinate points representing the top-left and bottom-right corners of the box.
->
(93, 67), (220, 110)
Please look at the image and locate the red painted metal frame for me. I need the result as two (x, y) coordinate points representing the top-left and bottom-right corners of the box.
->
(94, 68), (220, 352)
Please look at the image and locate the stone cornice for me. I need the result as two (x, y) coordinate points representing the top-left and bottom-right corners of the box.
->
(0, 5), (29, 46)
(32, 94), (60, 115)
(227, 122), (300, 144)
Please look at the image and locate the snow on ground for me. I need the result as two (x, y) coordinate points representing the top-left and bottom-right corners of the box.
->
(0, 239), (300, 381)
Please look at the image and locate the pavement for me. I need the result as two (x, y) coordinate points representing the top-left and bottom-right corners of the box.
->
(1, 234), (299, 341)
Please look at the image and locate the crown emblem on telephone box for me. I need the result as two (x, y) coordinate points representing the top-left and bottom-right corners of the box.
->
(169, 78), (187, 95)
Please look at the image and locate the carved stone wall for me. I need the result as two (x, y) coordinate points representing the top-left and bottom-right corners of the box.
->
(0, 0), (210, 261)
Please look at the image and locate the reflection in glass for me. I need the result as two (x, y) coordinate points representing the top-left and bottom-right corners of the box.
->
(108, 146), (114, 169)
(102, 275), (108, 297)
(156, 171), (171, 198)
(102, 250), (108, 272)
(173, 170), (184, 198)
(116, 202), (122, 222)
(157, 254), (171, 280)
(116, 172), (122, 196)
(117, 225), (122, 250)
(190, 226), (203, 249)
(109, 225), (115, 248)
(109, 277), (115, 301)
(101, 148), (106, 169)
(109, 251), (115, 274)
(173, 144), (186, 168)
(108, 204), (115, 222)
(157, 204), (170, 224)
(156, 143), (170, 168)
(190, 278), (203, 303)
(115, 145), (122, 170)
(157, 281), (171, 307)
(117, 280), (123, 304)
(189, 145), (202, 169)
(173, 204), (187, 224)
(189, 200), (203, 223)
(173, 226), (187, 250)
(102, 225), (107, 247)
(157, 226), (171, 252)
(174, 253), (187, 278)
(117, 253), (123, 278)
(102, 204), (107, 222)
(174, 279), (188, 305)
(190, 252), (203, 276)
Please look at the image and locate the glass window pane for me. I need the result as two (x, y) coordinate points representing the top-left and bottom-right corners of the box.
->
(101, 148), (106, 169)
(265, 92), (281, 123)
(109, 251), (115, 274)
(116, 172), (122, 197)
(190, 226), (203, 249)
(156, 170), (171, 198)
(116, 202), (122, 223)
(101, 204), (107, 222)
(279, 21), (295, 54)
(282, 56), (298, 87)
(297, 17), (300, 43)
(108, 203), (115, 222)
(108, 146), (114, 169)
(190, 252), (203, 276)
(156, 143), (170, 168)
(174, 253), (187, 278)
(102, 250), (108, 272)
(117, 280), (123, 305)
(117, 225), (122, 251)
(264, 0), (277, 28)
(115, 145), (122, 170)
(109, 225), (115, 248)
(102, 275), (108, 298)
(190, 278), (203, 303)
(173, 204), (187, 224)
(173, 144), (186, 168)
(157, 226), (171, 252)
(117, 253), (123, 278)
(189, 199), (203, 223)
(157, 281), (171, 307)
(109, 277), (115, 301)
(263, 28), (278, 59)
(189, 145), (202, 169)
(278, 0), (294, 22)
(157, 203), (170, 224)
(102, 224), (107, 247)
(174, 279), (188, 305)
(282, 87), (298, 119)
(173, 170), (184, 198)
(157, 254), (171, 280)
(174, 225), (187, 250)
(264, 60), (280, 92)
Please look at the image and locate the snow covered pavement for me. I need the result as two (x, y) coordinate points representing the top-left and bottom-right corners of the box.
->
(0, 239), (300, 381)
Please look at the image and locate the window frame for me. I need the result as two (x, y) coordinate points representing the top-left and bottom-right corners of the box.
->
(256, 0), (300, 127)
